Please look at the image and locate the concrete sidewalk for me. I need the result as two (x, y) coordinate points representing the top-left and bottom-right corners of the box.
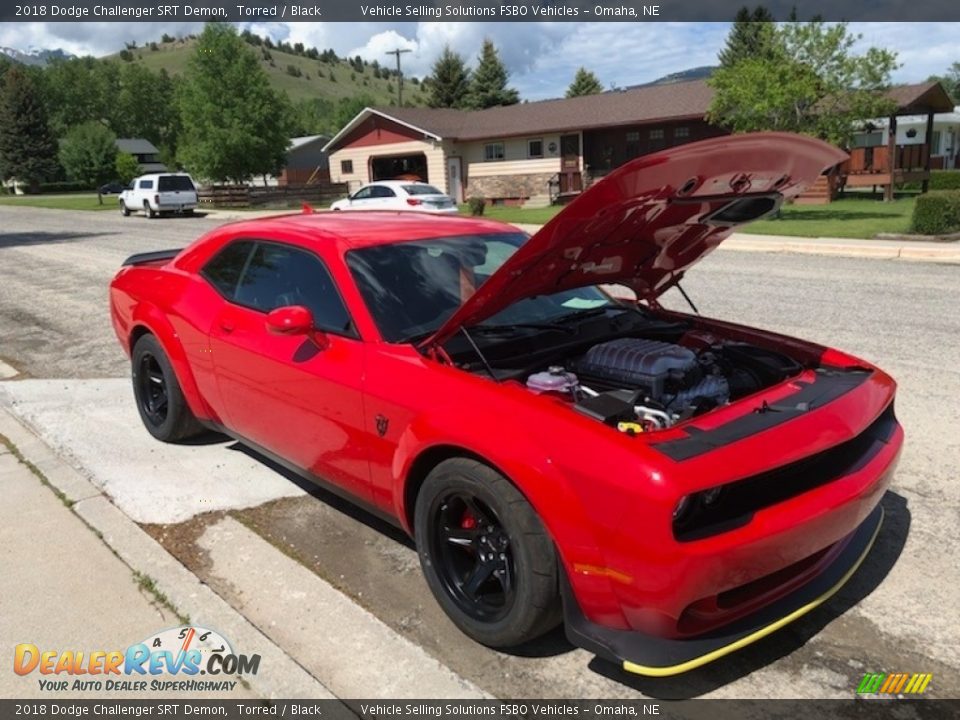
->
(510, 223), (960, 264)
(0, 408), (336, 700)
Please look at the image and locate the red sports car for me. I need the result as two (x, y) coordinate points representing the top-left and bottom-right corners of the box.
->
(109, 133), (902, 677)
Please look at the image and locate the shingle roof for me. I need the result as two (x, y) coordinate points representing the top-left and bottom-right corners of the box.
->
(116, 138), (159, 154)
(327, 79), (955, 151)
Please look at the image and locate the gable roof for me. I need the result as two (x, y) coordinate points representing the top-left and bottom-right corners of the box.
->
(289, 134), (331, 151)
(116, 138), (159, 154)
(324, 79), (956, 152)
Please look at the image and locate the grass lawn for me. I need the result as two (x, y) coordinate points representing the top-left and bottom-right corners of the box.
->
(0, 194), (117, 212)
(458, 204), (562, 225)
(741, 194), (917, 239)
(463, 193), (917, 239)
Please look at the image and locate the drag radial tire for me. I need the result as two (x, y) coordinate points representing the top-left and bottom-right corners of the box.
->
(415, 458), (562, 648)
(131, 334), (204, 442)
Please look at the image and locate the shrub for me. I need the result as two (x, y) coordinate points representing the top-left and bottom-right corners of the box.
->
(467, 196), (486, 216)
(930, 170), (960, 191)
(911, 190), (960, 235)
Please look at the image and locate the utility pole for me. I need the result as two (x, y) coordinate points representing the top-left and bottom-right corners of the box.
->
(385, 48), (412, 105)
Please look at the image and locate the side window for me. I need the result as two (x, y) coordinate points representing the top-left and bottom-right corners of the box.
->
(372, 186), (396, 198)
(234, 243), (354, 336)
(351, 187), (374, 200)
(139, 179), (154, 190)
(201, 241), (255, 299)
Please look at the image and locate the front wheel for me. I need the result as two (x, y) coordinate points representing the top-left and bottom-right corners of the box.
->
(414, 458), (562, 648)
(120, 200), (130, 217)
(131, 334), (204, 442)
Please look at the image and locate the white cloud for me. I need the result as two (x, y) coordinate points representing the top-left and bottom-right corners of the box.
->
(1, 21), (957, 99)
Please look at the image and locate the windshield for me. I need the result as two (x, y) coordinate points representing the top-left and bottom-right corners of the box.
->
(346, 233), (613, 343)
(403, 184), (445, 196)
(158, 176), (195, 192)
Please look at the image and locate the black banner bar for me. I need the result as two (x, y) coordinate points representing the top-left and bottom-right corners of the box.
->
(3, 1), (960, 22)
(0, 700), (955, 720)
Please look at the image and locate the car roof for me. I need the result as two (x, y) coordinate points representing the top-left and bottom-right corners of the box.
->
(365, 180), (436, 188)
(218, 210), (518, 249)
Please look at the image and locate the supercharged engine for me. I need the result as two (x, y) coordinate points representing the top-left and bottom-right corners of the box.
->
(525, 336), (802, 432)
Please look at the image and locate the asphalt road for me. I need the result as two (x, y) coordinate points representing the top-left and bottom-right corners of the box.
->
(1, 205), (958, 699)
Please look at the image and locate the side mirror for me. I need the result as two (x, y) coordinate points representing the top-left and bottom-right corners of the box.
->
(266, 305), (313, 335)
(265, 306), (329, 349)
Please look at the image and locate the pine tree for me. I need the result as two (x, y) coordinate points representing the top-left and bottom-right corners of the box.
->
(566, 67), (603, 98)
(0, 67), (60, 192)
(427, 45), (471, 108)
(465, 39), (519, 109)
(718, 7), (777, 68)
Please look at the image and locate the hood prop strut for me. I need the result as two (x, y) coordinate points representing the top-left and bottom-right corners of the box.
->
(676, 282), (699, 315)
(459, 326), (501, 383)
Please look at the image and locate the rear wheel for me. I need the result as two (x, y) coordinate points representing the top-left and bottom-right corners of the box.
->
(144, 201), (156, 219)
(131, 334), (204, 442)
(414, 458), (561, 648)
(119, 200), (130, 217)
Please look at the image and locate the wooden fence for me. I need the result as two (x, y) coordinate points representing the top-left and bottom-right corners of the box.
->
(198, 182), (348, 208)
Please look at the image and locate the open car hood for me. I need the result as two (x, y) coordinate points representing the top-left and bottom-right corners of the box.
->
(424, 132), (846, 348)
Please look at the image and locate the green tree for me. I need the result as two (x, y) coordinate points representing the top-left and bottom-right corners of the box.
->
(927, 62), (960, 104)
(177, 24), (291, 183)
(427, 45), (470, 108)
(59, 121), (118, 186)
(115, 152), (141, 184)
(335, 95), (376, 130)
(0, 67), (60, 191)
(708, 21), (899, 145)
(718, 7), (776, 68)
(465, 39), (519, 109)
(566, 67), (603, 98)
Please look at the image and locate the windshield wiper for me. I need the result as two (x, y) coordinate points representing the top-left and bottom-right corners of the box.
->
(554, 306), (619, 324)
(472, 322), (575, 335)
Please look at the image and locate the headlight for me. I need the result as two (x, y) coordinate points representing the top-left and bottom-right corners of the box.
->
(673, 495), (693, 522)
(701, 487), (722, 505)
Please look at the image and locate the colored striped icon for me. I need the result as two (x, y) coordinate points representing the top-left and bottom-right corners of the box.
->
(857, 672), (932, 694)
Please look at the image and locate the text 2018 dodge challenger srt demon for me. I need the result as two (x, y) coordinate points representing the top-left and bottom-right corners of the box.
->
(109, 133), (902, 676)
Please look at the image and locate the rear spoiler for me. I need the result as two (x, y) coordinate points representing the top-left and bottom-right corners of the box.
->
(121, 248), (183, 267)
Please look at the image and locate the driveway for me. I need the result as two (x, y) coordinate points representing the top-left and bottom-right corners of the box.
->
(1, 205), (957, 699)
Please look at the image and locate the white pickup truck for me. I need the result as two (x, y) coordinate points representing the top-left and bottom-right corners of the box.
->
(120, 173), (199, 218)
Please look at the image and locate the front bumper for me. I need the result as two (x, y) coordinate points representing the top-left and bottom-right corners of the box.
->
(563, 503), (883, 677)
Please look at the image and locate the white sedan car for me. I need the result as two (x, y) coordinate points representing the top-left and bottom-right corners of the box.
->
(330, 181), (459, 214)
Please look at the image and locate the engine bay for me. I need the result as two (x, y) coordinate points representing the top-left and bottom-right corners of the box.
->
(524, 335), (804, 433)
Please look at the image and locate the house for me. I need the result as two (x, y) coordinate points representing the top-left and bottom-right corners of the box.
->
(115, 138), (166, 173)
(852, 104), (960, 170)
(280, 134), (331, 186)
(324, 79), (955, 205)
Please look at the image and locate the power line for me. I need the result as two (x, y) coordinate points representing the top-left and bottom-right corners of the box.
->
(385, 48), (412, 105)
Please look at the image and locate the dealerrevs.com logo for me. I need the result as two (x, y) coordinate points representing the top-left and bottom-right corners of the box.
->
(13, 626), (260, 693)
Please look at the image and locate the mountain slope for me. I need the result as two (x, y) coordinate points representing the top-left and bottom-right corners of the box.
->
(0, 47), (74, 66)
(104, 37), (428, 106)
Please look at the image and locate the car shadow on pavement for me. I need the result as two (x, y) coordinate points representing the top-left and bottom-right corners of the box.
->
(0, 231), (119, 249)
(585, 490), (911, 698)
(226, 440), (414, 547)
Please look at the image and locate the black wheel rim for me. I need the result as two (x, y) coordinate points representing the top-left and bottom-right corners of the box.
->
(429, 491), (516, 623)
(137, 353), (168, 426)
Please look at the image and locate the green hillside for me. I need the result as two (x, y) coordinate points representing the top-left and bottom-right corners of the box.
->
(105, 36), (428, 107)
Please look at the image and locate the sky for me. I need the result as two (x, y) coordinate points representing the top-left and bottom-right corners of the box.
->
(0, 21), (957, 100)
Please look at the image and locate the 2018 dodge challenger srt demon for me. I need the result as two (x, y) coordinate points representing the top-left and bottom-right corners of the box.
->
(110, 133), (902, 676)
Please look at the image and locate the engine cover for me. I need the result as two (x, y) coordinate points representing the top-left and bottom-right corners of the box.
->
(577, 338), (699, 399)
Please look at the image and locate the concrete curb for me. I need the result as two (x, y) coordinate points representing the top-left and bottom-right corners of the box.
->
(0, 406), (339, 702)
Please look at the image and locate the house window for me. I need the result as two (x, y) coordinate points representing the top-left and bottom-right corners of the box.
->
(625, 131), (640, 142)
(649, 128), (665, 140)
(340, 159), (354, 175)
(484, 143), (505, 161)
(527, 139), (543, 158)
(674, 127), (690, 138)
